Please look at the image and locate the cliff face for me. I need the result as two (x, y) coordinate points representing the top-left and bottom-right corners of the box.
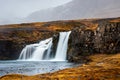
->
(0, 17), (120, 61)
(0, 29), (54, 60)
(68, 19), (120, 62)
(0, 21), (82, 60)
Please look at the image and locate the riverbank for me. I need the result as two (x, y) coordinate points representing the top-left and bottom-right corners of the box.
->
(0, 53), (120, 80)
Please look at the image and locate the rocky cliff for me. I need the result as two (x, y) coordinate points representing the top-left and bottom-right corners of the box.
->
(68, 20), (120, 62)
(0, 17), (120, 61)
(0, 21), (82, 60)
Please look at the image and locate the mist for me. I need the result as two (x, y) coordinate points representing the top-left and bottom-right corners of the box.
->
(26, 0), (120, 23)
(0, 0), (120, 25)
(0, 0), (72, 25)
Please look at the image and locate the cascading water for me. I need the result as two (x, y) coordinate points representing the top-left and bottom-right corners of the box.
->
(19, 44), (38, 60)
(18, 31), (71, 61)
(28, 38), (53, 61)
(19, 38), (53, 60)
(54, 31), (71, 61)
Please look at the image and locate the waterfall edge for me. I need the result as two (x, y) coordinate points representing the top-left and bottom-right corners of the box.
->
(18, 31), (71, 61)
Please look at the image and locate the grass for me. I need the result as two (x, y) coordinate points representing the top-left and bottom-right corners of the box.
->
(0, 53), (120, 80)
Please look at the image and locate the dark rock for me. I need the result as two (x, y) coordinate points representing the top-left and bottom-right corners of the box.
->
(50, 33), (59, 59)
(67, 22), (120, 62)
(94, 22), (120, 53)
(0, 40), (22, 60)
(0, 18), (120, 61)
(0, 30), (55, 60)
(67, 28), (95, 62)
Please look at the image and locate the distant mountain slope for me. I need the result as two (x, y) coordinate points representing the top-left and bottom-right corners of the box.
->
(25, 0), (120, 22)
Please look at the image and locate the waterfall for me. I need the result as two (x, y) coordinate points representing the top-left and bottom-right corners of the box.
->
(19, 38), (52, 60)
(19, 44), (38, 60)
(18, 31), (71, 61)
(54, 31), (71, 61)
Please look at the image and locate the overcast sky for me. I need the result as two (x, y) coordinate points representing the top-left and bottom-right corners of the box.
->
(0, 0), (72, 24)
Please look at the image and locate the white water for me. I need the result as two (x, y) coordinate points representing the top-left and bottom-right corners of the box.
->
(28, 38), (53, 61)
(54, 31), (71, 61)
(19, 38), (52, 60)
(18, 31), (71, 61)
(19, 44), (38, 60)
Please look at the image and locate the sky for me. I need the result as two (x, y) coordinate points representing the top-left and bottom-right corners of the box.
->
(0, 0), (72, 24)
(1, 0), (119, 25)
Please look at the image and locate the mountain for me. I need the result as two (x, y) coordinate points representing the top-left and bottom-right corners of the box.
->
(25, 0), (120, 22)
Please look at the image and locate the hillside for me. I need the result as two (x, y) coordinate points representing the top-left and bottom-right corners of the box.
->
(0, 17), (119, 61)
(0, 17), (120, 79)
(26, 0), (120, 22)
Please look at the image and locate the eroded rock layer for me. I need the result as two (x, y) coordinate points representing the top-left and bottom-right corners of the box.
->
(0, 17), (120, 61)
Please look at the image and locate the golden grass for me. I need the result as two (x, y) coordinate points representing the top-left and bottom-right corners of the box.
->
(1, 53), (120, 80)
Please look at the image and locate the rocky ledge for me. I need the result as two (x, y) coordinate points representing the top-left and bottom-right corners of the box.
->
(67, 18), (120, 62)
(0, 17), (120, 61)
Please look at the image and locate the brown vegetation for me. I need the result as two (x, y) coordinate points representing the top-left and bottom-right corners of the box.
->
(0, 17), (120, 80)
(0, 53), (120, 80)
